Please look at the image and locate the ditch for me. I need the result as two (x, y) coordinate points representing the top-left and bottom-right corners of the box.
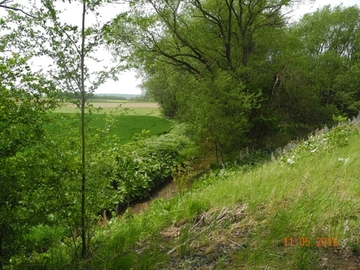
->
(120, 177), (178, 215)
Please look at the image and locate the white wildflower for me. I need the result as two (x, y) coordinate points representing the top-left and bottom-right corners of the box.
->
(338, 157), (349, 164)
(287, 158), (295, 165)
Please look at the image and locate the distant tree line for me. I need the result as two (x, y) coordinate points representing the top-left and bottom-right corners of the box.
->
(58, 91), (127, 100)
(58, 91), (154, 101)
(91, 94), (127, 100)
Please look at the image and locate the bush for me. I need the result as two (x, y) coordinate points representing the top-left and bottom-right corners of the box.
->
(102, 125), (196, 211)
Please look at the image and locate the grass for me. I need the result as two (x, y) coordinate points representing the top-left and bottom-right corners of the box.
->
(45, 113), (173, 144)
(86, 118), (360, 269)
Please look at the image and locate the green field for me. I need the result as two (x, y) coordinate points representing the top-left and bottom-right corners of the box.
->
(47, 101), (168, 143)
(46, 113), (173, 144)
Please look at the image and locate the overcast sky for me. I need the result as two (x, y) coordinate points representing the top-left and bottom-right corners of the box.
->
(294, 0), (359, 19)
(1, 0), (359, 94)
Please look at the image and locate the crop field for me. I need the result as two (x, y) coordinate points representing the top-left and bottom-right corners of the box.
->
(55, 101), (161, 116)
(48, 101), (172, 144)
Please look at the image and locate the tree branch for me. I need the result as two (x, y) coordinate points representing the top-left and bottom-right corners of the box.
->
(0, 1), (36, 18)
(149, 0), (213, 73)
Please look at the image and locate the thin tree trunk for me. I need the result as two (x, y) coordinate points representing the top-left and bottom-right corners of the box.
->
(80, 0), (87, 260)
(0, 225), (3, 270)
(215, 141), (219, 166)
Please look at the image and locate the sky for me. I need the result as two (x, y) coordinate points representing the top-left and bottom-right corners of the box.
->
(52, 1), (142, 95)
(1, 0), (359, 95)
(293, 0), (360, 20)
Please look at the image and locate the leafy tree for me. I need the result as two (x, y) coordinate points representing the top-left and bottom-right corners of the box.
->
(108, 0), (308, 160)
(139, 63), (182, 118)
(1, 0), (124, 264)
(269, 4), (360, 138)
(0, 48), (60, 269)
(33, 0), (122, 260)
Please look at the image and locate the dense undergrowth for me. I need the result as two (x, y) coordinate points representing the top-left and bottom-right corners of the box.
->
(9, 117), (360, 269)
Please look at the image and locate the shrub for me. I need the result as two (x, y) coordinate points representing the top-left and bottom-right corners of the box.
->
(102, 125), (196, 211)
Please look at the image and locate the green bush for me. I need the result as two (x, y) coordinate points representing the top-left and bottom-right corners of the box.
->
(102, 126), (195, 211)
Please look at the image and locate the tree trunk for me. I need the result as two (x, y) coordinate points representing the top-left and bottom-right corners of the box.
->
(0, 225), (3, 270)
(80, 0), (87, 260)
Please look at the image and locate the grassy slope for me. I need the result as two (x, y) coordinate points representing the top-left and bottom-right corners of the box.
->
(87, 119), (360, 270)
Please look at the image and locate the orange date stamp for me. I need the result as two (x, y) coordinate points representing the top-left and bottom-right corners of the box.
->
(283, 237), (338, 247)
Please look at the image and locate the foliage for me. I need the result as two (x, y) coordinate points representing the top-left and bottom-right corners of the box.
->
(9, 115), (360, 269)
(3, 0), (360, 268)
(107, 2), (360, 158)
(103, 126), (194, 210)
(106, 0), (300, 159)
(5, 125), (195, 269)
(265, 5), (360, 144)
(1, 0), (126, 264)
(0, 46), (62, 268)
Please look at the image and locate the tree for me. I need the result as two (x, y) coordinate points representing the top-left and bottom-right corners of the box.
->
(0, 47), (61, 269)
(269, 4), (360, 136)
(1, 0), (123, 264)
(299, 5), (360, 117)
(108, 0), (307, 159)
(36, 0), (123, 260)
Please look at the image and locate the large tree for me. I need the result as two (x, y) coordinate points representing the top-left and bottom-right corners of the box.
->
(108, 1), (360, 156)
(108, 0), (308, 160)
